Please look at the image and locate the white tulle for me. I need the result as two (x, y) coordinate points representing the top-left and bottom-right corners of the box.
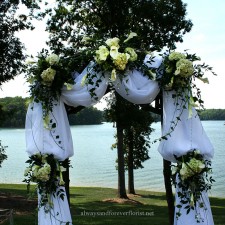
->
(26, 99), (74, 161)
(112, 69), (160, 104)
(174, 177), (214, 225)
(38, 187), (72, 225)
(158, 90), (214, 162)
(61, 63), (109, 107)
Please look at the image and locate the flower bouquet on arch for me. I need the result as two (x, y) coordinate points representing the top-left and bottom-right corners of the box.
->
(158, 50), (216, 113)
(80, 32), (158, 98)
(26, 49), (74, 125)
(171, 149), (215, 222)
(23, 153), (66, 213)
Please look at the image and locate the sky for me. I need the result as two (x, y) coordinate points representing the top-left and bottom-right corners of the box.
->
(0, 0), (225, 109)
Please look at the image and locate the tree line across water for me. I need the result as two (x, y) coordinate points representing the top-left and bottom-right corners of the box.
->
(0, 97), (224, 128)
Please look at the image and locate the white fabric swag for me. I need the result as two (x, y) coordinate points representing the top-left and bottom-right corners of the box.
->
(25, 54), (163, 225)
(158, 90), (214, 225)
(158, 90), (214, 162)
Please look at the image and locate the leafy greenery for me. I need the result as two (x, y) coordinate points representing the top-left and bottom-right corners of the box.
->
(68, 107), (103, 125)
(0, 97), (27, 128)
(199, 109), (225, 120)
(0, 184), (224, 225)
(0, 0), (44, 85)
(0, 97), (103, 128)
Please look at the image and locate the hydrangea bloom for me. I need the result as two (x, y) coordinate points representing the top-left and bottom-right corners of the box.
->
(46, 54), (59, 66)
(125, 47), (137, 62)
(113, 53), (130, 70)
(41, 67), (56, 84)
(175, 58), (194, 77)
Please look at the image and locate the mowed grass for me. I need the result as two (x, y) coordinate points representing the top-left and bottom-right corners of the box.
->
(0, 184), (224, 225)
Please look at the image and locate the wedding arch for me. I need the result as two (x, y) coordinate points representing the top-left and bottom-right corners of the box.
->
(24, 45), (215, 225)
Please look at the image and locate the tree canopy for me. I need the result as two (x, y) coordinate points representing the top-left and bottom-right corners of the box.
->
(45, 0), (193, 71)
(0, 0), (43, 85)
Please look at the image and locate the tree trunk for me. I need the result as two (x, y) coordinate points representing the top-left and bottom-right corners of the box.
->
(115, 93), (128, 199)
(127, 129), (135, 194)
(116, 125), (128, 199)
(163, 159), (174, 225)
(62, 159), (70, 206)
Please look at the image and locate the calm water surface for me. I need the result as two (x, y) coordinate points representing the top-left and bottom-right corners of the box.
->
(0, 121), (224, 197)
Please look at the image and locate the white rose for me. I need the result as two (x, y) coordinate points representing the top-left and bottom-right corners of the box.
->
(95, 45), (109, 62)
(105, 37), (120, 47)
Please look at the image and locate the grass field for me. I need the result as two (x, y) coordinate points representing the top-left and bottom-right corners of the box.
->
(0, 184), (224, 225)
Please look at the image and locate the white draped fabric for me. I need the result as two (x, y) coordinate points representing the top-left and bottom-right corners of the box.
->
(174, 183), (214, 225)
(26, 99), (74, 161)
(113, 69), (159, 104)
(157, 90), (214, 225)
(38, 187), (72, 225)
(158, 90), (214, 162)
(61, 63), (109, 108)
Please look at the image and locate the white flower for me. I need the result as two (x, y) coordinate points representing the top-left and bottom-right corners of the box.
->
(41, 67), (56, 84)
(113, 53), (130, 71)
(175, 58), (194, 77)
(168, 52), (186, 61)
(125, 47), (137, 62)
(124, 32), (137, 43)
(111, 69), (117, 81)
(36, 163), (51, 182)
(110, 46), (119, 59)
(95, 45), (110, 63)
(188, 158), (205, 173)
(105, 37), (120, 47)
(32, 165), (40, 178)
(46, 54), (60, 66)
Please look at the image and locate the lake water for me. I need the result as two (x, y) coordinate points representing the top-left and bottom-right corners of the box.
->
(0, 121), (224, 198)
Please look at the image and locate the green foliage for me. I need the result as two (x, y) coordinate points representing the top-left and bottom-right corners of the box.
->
(0, 0), (44, 85)
(199, 109), (225, 120)
(68, 107), (103, 125)
(0, 97), (103, 127)
(0, 97), (27, 128)
(44, 0), (192, 72)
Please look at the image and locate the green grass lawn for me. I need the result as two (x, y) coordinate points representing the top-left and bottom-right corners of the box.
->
(0, 184), (224, 225)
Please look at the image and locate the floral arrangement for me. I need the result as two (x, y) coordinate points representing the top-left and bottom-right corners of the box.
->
(171, 149), (214, 222)
(26, 50), (74, 124)
(23, 153), (66, 213)
(159, 51), (215, 109)
(81, 32), (156, 98)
